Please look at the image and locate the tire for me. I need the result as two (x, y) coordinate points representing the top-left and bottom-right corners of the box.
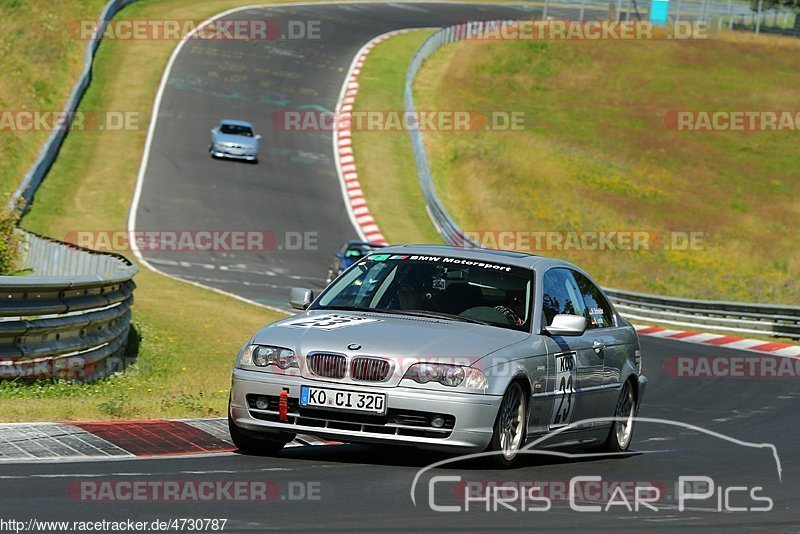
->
(484, 381), (528, 469)
(227, 415), (292, 456)
(600, 379), (636, 452)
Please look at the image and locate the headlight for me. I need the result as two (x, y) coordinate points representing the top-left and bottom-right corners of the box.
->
(239, 345), (298, 370)
(403, 363), (487, 390)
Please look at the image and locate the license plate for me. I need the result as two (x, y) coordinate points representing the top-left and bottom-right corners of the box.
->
(300, 386), (386, 414)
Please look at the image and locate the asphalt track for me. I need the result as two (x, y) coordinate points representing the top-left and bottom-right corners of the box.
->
(132, 2), (546, 309)
(9, 2), (797, 532)
(3, 335), (798, 531)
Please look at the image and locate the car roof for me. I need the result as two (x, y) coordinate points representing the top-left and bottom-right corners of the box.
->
(219, 119), (254, 128)
(375, 244), (575, 271)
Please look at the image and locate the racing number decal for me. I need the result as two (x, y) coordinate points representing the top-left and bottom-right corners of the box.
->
(286, 314), (381, 330)
(551, 352), (577, 427)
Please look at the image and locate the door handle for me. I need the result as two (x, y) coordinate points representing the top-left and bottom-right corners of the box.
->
(593, 341), (605, 353)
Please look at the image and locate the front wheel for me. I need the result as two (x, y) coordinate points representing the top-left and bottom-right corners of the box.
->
(227, 415), (292, 456)
(484, 382), (528, 468)
(600, 380), (636, 452)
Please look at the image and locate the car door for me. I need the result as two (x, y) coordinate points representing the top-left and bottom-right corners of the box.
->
(572, 270), (629, 417)
(540, 268), (605, 431)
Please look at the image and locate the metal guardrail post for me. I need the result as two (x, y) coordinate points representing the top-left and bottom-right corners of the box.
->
(755, 0), (763, 33)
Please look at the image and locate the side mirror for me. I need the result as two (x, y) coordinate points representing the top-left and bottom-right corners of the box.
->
(289, 287), (313, 310)
(335, 253), (344, 260)
(545, 314), (586, 336)
(255, 134), (262, 140)
(210, 128), (217, 134)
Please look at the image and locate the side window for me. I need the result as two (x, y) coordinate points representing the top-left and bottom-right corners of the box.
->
(542, 268), (587, 326)
(573, 271), (615, 329)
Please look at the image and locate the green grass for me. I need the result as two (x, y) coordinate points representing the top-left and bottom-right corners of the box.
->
(408, 32), (800, 305)
(0, 0), (108, 203)
(351, 31), (442, 245)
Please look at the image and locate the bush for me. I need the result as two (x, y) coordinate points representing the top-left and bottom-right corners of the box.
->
(0, 203), (20, 275)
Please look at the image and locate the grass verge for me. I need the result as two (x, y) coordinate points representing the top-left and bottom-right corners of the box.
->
(358, 31), (799, 306)
(0, 0), (108, 203)
(351, 30), (441, 245)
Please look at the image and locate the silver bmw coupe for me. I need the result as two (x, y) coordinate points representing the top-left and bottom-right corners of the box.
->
(209, 119), (260, 162)
(228, 245), (646, 467)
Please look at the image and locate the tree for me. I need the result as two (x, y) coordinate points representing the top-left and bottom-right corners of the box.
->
(750, 0), (800, 33)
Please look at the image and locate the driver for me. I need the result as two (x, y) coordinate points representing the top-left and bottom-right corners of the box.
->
(495, 290), (525, 326)
(398, 283), (426, 310)
(392, 265), (430, 310)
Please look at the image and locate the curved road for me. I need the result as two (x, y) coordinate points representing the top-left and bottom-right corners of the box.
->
(8, 3), (796, 532)
(132, 2), (536, 308)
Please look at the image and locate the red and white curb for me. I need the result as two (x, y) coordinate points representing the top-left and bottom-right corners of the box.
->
(634, 325), (800, 357)
(0, 418), (335, 463)
(332, 29), (418, 246)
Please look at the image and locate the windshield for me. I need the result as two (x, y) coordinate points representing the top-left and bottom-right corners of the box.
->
(314, 254), (533, 331)
(219, 124), (254, 137)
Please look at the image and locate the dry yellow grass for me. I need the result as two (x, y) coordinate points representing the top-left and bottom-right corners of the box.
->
(351, 30), (442, 245)
(413, 34), (800, 304)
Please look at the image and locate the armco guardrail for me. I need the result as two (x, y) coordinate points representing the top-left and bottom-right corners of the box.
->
(604, 289), (800, 339)
(0, 230), (138, 380)
(405, 21), (800, 339)
(9, 0), (138, 211)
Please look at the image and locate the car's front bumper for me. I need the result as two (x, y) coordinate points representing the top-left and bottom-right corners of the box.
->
(230, 368), (502, 452)
(211, 147), (257, 161)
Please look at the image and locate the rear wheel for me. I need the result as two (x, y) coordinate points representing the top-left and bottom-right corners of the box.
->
(600, 380), (636, 452)
(227, 415), (292, 456)
(484, 381), (528, 468)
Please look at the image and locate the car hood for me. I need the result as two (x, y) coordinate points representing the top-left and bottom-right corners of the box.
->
(252, 310), (528, 367)
(212, 133), (258, 147)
